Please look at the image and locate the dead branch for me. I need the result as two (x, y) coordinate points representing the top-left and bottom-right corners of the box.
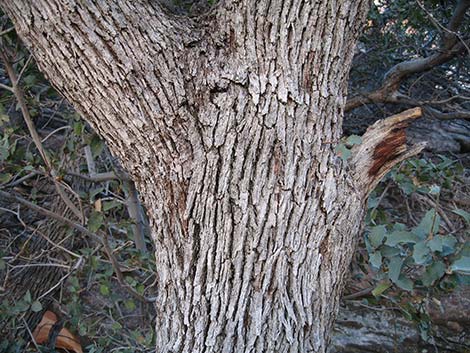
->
(345, 0), (470, 119)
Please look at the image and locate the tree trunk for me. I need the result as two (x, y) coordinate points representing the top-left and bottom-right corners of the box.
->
(0, 1), (423, 351)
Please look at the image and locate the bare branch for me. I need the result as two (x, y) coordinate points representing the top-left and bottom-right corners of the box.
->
(123, 179), (148, 253)
(0, 26), (15, 36)
(424, 106), (470, 120)
(346, 1), (470, 114)
(0, 82), (13, 92)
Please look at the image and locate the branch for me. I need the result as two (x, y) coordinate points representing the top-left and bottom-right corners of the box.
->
(424, 106), (470, 120)
(0, 26), (15, 36)
(123, 179), (148, 253)
(346, 0), (470, 113)
(82, 145), (148, 253)
(351, 107), (426, 196)
(0, 48), (84, 223)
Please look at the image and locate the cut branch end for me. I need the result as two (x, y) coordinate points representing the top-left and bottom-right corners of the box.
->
(351, 107), (425, 197)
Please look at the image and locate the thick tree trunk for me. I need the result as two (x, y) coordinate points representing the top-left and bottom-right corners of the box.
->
(0, 1), (423, 352)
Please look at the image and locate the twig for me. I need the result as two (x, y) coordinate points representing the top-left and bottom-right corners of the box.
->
(416, 0), (470, 54)
(0, 26), (15, 37)
(101, 231), (152, 302)
(5, 170), (42, 187)
(22, 317), (41, 352)
(343, 286), (374, 300)
(41, 98), (65, 129)
(83, 145), (148, 252)
(123, 179), (148, 253)
(0, 48), (84, 223)
(369, 178), (394, 222)
(17, 54), (33, 84)
(37, 257), (84, 301)
(41, 126), (71, 143)
(0, 82), (13, 92)
(414, 193), (456, 233)
(66, 170), (122, 182)
(84, 145), (97, 175)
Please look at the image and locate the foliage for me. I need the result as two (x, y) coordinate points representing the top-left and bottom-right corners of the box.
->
(360, 155), (469, 341)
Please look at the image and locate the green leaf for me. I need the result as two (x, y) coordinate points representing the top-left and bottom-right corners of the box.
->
(112, 322), (122, 330)
(78, 323), (87, 336)
(0, 173), (12, 184)
(0, 258), (5, 270)
(380, 245), (401, 257)
(388, 256), (403, 283)
(103, 200), (122, 212)
(89, 187), (104, 201)
(136, 284), (145, 294)
(413, 241), (430, 265)
(422, 261), (446, 286)
(413, 209), (440, 238)
(369, 251), (382, 269)
(367, 196), (380, 209)
(22, 74), (37, 86)
(392, 223), (407, 231)
(441, 235), (457, 256)
(399, 180), (415, 195)
(89, 135), (105, 158)
(30, 300), (43, 313)
(14, 301), (30, 313)
(346, 135), (362, 146)
(73, 121), (84, 136)
(0, 136), (10, 161)
(372, 281), (391, 297)
(23, 290), (32, 304)
(395, 276), (413, 291)
(427, 237), (442, 252)
(0, 114), (9, 127)
(88, 211), (104, 233)
(452, 209), (470, 224)
(450, 256), (470, 275)
(99, 284), (110, 296)
(125, 299), (136, 311)
(369, 225), (387, 248)
(385, 230), (419, 246)
(336, 143), (351, 162)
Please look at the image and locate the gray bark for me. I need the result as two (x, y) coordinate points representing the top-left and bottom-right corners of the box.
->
(0, 1), (422, 352)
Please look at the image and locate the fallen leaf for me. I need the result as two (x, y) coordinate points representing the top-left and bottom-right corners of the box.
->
(33, 310), (83, 353)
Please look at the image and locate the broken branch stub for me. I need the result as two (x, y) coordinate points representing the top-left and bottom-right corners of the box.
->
(351, 107), (426, 196)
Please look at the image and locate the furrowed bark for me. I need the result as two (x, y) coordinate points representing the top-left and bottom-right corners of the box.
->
(0, 1), (425, 352)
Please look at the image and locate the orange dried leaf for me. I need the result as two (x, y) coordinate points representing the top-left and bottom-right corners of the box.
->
(32, 310), (83, 353)
(55, 330), (83, 353)
(32, 310), (57, 344)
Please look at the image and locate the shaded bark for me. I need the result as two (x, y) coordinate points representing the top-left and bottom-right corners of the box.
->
(0, 1), (425, 352)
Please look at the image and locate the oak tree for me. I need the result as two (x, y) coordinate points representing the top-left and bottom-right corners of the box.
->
(0, 1), (428, 351)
